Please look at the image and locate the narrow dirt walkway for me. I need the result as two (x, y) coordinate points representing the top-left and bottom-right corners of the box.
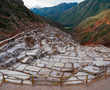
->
(0, 77), (110, 90)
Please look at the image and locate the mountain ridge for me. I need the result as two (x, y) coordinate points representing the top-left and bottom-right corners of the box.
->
(59, 0), (110, 27)
(31, 0), (110, 28)
(31, 3), (78, 22)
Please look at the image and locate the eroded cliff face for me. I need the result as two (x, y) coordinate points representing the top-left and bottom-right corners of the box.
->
(0, 0), (45, 41)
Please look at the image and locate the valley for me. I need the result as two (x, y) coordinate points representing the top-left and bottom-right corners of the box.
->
(31, 0), (110, 47)
(0, 0), (110, 89)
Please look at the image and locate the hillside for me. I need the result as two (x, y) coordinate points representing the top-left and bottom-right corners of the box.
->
(0, 0), (46, 41)
(59, 0), (110, 27)
(74, 9), (110, 47)
(1, 0), (110, 88)
(31, 3), (78, 22)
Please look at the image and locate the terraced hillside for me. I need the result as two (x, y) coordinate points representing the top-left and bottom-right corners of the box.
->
(0, 25), (110, 86)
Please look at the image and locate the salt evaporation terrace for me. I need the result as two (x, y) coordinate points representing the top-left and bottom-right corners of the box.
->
(0, 25), (110, 86)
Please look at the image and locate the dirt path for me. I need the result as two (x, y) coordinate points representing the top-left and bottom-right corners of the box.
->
(0, 77), (110, 90)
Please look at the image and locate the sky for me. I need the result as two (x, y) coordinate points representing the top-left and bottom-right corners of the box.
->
(23, 0), (84, 8)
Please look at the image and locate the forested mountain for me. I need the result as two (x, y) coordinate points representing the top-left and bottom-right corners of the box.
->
(59, 0), (110, 27)
(31, 0), (110, 28)
(31, 3), (78, 22)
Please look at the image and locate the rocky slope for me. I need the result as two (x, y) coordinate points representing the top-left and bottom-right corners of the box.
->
(0, 0), (46, 41)
(74, 10), (110, 47)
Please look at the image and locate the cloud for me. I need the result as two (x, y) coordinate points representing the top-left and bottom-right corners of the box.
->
(23, 0), (84, 8)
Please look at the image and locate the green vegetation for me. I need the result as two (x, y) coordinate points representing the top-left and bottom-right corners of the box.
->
(59, 0), (110, 27)
(63, 26), (73, 33)
(31, 3), (78, 22)
(31, 0), (110, 29)
(81, 32), (93, 43)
